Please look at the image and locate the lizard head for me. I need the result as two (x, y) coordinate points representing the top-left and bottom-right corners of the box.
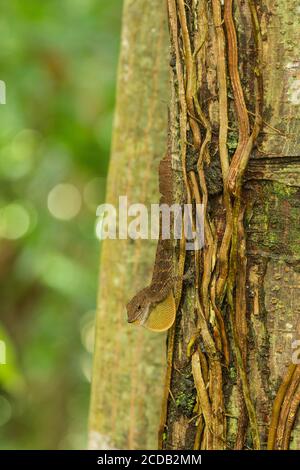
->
(126, 287), (151, 326)
(126, 289), (176, 332)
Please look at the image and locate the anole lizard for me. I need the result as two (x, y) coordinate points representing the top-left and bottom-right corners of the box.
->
(126, 137), (185, 332)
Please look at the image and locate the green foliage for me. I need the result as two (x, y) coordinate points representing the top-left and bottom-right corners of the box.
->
(0, 0), (122, 449)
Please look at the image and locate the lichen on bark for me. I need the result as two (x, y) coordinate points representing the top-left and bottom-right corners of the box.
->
(89, 0), (300, 451)
(162, 0), (300, 450)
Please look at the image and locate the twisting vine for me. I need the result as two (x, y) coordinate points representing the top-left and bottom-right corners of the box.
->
(222, 0), (263, 450)
(163, 0), (265, 450)
(162, 0), (300, 451)
(268, 364), (300, 450)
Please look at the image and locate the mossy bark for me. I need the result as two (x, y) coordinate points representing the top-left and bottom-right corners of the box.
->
(163, 0), (300, 450)
(89, 0), (300, 451)
(88, 0), (169, 450)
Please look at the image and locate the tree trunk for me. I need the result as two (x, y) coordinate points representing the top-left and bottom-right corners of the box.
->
(88, 0), (169, 450)
(162, 0), (300, 450)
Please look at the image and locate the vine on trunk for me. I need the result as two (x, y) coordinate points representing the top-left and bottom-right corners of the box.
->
(162, 0), (263, 450)
(162, 0), (299, 451)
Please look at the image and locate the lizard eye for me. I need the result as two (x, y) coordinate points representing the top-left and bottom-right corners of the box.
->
(137, 305), (141, 310)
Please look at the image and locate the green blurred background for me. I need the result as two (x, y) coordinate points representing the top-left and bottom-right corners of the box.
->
(0, 0), (122, 449)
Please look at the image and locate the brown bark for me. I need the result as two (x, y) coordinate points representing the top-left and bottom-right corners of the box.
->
(162, 0), (300, 450)
(89, 0), (300, 451)
(88, 0), (169, 450)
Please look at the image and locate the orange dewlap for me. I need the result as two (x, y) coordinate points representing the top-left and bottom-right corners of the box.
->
(144, 292), (176, 332)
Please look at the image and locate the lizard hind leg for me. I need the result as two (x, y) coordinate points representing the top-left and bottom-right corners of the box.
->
(144, 292), (176, 332)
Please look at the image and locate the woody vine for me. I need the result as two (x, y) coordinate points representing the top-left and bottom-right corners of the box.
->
(158, 0), (299, 451)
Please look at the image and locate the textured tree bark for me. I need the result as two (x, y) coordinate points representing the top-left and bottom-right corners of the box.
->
(162, 0), (300, 450)
(88, 0), (169, 450)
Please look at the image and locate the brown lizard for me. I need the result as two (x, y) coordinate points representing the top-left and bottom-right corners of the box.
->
(126, 131), (185, 332)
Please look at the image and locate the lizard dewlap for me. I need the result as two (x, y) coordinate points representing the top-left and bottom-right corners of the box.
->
(126, 112), (186, 333)
(144, 293), (176, 332)
(126, 127), (179, 333)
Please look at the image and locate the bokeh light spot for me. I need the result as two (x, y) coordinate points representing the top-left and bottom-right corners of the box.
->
(47, 183), (82, 220)
(80, 354), (92, 383)
(80, 311), (95, 354)
(83, 177), (106, 211)
(0, 396), (12, 426)
(0, 129), (41, 180)
(0, 203), (31, 239)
